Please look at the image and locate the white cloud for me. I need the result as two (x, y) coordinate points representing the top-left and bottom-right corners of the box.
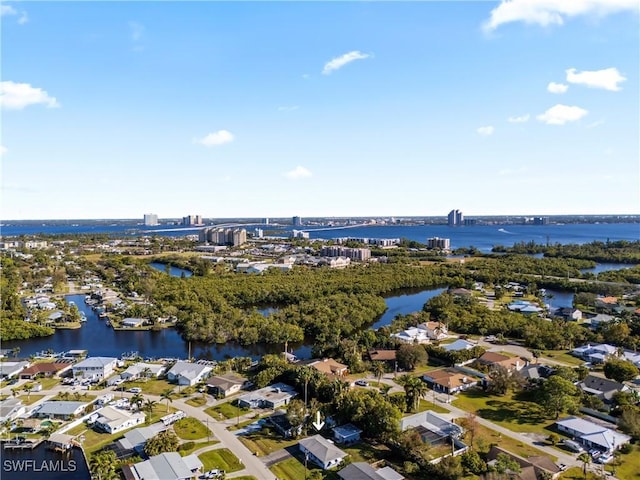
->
(0, 145), (7, 156)
(508, 114), (530, 123)
(477, 126), (495, 136)
(284, 166), (312, 180)
(197, 130), (234, 146)
(587, 119), (605, 128)
(129, 21), (145, 42)
(322, 51), (371, 75)
(278, 106), (299, 112)
(547, 82), (568, 94)
(537, 104), (588, 125)
(2, 4), (28, 24)
(0, 81), (60, 110)
(566, 67), (626, 91)
(483, 0), (639, 31)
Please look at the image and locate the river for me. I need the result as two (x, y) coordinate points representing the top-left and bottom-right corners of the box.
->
(1, 444), (90, 480)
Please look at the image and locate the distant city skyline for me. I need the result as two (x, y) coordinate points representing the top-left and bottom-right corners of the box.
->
(1, 1), (638, 220)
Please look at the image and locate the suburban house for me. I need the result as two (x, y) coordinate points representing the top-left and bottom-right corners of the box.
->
(267, 411), (303, 438)
(400, 410), (463, 441)
(391, 322), (447, 344)
(0, 361), (30, 379)
(476, 352), (526, 371)
(589, 314), (616, 329)
(120, 362), (167, 382)
(555, 307), (583, 321)
(572, 344), (618, 364)
(166, 361), (212, 386)
(507, 300), (543, 315)
(301, 358), (349, 379)
(555, 417), (631, 454)
(338, 462), (404, 480)
(19, 361), (72, 380)
(122, 452), (203, 480)
(486, 446), (561, 480)
(595, 296), (620, 312)
(0, 398), (26, 423)
(422, 369), (480, 395)
(72, 357), (118, 381)
(206, 373), (249, 397)
(116, 424), (167, 455)
(237, 383), (297, 409)
(93, 406), (146, 434)
(623, 350), (640, 368)
(333, 423), (363, 445)
(299, 434), (348, 470)
(579, 374), (628, 403)
(368, 350), (397, 364)
(35, 401), (88, 420)
(121, 318), (146, 328)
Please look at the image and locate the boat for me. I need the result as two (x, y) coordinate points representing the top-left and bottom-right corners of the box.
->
(79, 313), (87, 322)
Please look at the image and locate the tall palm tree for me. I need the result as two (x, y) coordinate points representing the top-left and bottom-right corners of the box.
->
(577, 452), (591, 480)
(140, 367), (152, 382)
(143, 399), (158, 423)
(130, 393), (144, 411)
(23, 384), (33, 401)
(160, 388), (175, 412)
(372, 362), (385, 386)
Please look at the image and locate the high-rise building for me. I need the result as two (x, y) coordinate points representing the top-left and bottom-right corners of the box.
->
(143, 214), (159, 226)
(427, 237), (451, 250)
(447, 209), (464, 227)
(200, 227), (247, 246)
(182, 215), (203, 226)
(292, 216), (303, 226)
(533, 217), (549, 225)
(262, 218), (269, 225)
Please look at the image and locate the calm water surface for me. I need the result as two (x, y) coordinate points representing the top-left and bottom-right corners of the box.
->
(1, 444), (90, 480)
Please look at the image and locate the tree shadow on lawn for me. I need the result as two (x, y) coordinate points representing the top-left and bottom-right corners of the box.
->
(478, 398), (548, 426)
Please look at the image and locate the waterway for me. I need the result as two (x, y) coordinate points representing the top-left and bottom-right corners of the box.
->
(1, 444), (90, 480)
(149, 262), (192, 278)
(3, 289), (446, 361)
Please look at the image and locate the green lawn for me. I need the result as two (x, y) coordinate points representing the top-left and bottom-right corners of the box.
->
(538, 350), (585, 366)
(270, 457), (323, 480)
(560, 467), (603, 479)
(205, 401), (249, 420)
(37, 377), (61, 390)
(177, 439), (219, 457)
(605, 444), (640, 480)
(17, 395), (45, 405)
(173, 417), (211, 440)
(185, 396), (207, 407)
(121, 378), (175, 395)
(452, 388), (554, 435)
(415, 398), (450, 415)
(238, 430), (299, 457)
(342, 442), (393, 464)
(198, 448), (243, 473)
(233, 477), (257, 480)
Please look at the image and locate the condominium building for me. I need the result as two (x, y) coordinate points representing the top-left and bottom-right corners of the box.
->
(143, 214), (159, 226)
(292, 216), (303, 226)
(321, 246), (371, 261)
(199, 227), (247, 246)
(447, 209), (464, 226)
(182, 215), (203, 226)
(427, 237), (451, 250)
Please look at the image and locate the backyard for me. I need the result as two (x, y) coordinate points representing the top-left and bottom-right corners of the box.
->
(198, 448), (243, 473)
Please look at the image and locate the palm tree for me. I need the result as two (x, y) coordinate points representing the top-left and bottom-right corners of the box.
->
(577, 452), (591, 480)
(130, 393), (144, 411)
(160, 388), (175, 412)
(90, 450), (118, 480)
(11, 347), (20, 358)
(143, 399), (158, 423)
(23, 384), (33, 401)
(372, 362), (385, 386)
(140, 367), (152, 382)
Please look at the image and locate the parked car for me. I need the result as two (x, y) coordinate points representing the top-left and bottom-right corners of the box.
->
(128, 387), (142, 394)
(355, 380), (368, 387)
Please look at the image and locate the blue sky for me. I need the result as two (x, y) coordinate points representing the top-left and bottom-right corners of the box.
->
(1, 1), (638, 220)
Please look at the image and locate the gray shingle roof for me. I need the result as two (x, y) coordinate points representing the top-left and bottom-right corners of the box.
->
(299, 434), (347, 464)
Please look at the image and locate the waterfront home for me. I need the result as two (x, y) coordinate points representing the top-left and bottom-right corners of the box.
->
(94, 406), (145, 434)
(166, 361), (212, 386)
(206, 373), (249, 397)
(20, 361), (72, 380)
(122, 317), (146, 328)
(35, 401), (87, 420)
(338, 462), (405, 480)
(333, 423), (362, 445)
(486, 446), (561, 480)
(115, 423), (167, 455)
(418, 321), (448, 340)
(72, 356), (118, 381)
(579, 374), (628, 403)
(237, 382), (297, 409)
(122, 451), (203, 480)
(0, 361), (30, 379)
(476, 351), (526, 371)
(507, 300), (543, 315)
(572, 344), (618, 364)
(554, 307), (583, 321)
(300, 358), (349, 379)
(48, 433), (76, 451)
(555, 417), (630, 454)
(391, 322), (447, 344)
(0, 398), (26, 423)
(120, 362), (167, 382)
(299, 434), (348, 470)
(423, 369), (480, 395)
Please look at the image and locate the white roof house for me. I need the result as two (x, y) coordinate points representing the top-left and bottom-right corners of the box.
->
(0, 361), (29, 379)
(116, 424), (167, 454)
(556, 417), (631, 453)
(237, 382), (297, 409)
(72, 356), (118, 380)
(0, 398), (26, 423)
(120, 362), (166, 381)
(35, 401), (87, 419)
(299, 434), (348, 470)
(166, 361), (212, 386)
(94, 406), (145, 434)
(122, 452), (203, 480)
